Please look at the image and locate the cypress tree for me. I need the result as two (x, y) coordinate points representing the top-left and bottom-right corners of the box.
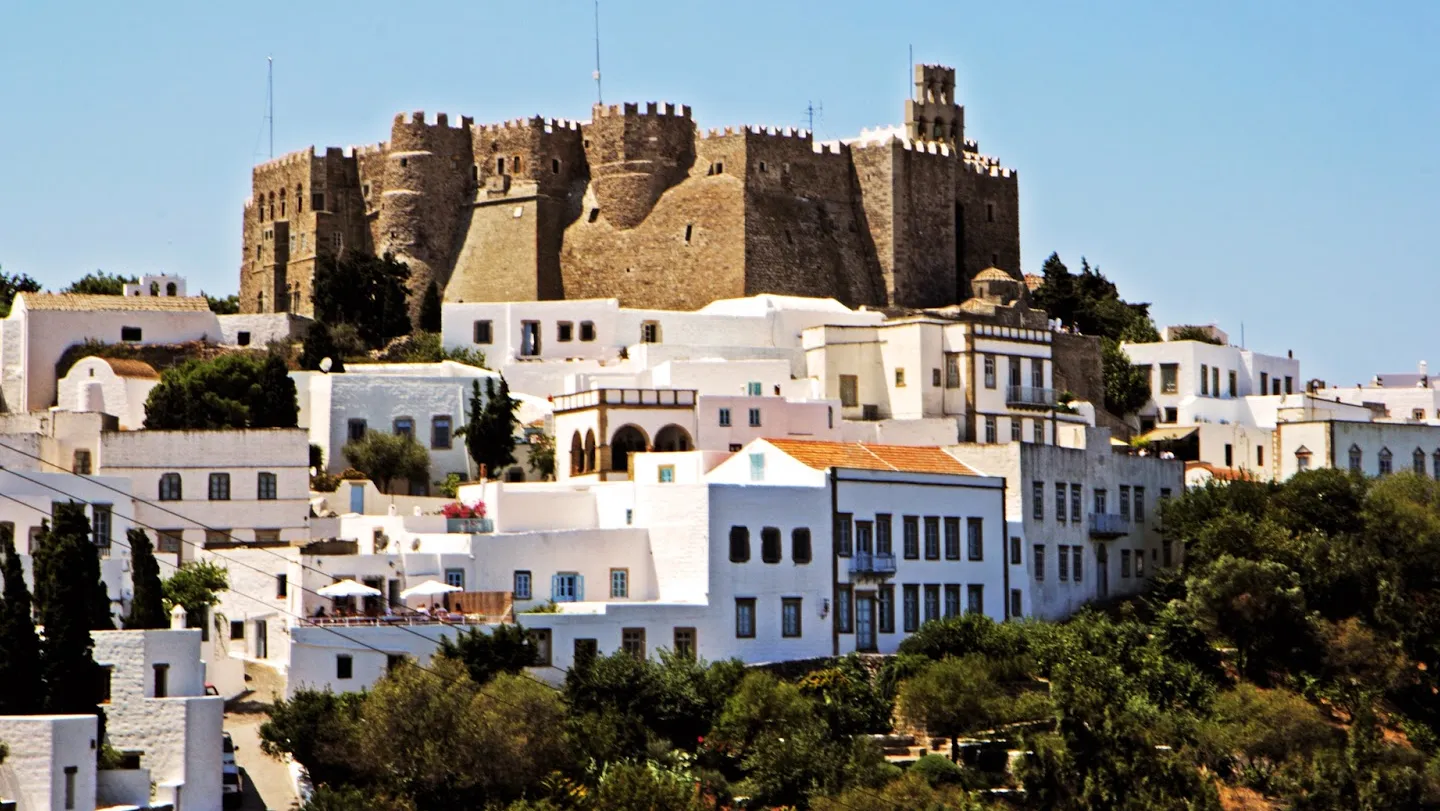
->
(463, 377), (519, 478)
(0, 525), (44, 715)
(38, 503), (105, 716)
(419, 280), (442, 333)
(123, 528), (167, 630)
(250, 352), (300, 428)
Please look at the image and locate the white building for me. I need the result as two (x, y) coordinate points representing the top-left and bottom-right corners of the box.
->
(56, 357), (161, 431)
(948, 428), (1185, 620)
(0, 714), (97, 811)
(1123, 325), (1300, 429)
(1274, 419), (1440, 481)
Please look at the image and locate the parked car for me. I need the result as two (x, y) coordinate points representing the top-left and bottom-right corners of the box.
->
(222, 732), (237, 769)
(222, 765), (244, 809)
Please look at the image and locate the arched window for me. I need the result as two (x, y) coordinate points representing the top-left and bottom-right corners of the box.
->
(512, 156), (522, 173)
(279, 189), (286, 217)
(584, 430), (597, 473)
(158, 473), (182, 501)
(609, 425), (648, 473)
(267, 191), (275, 219)
(296, 184), (304, 214)
(257, 290), (264, 312)
(1348, 445), (1363, 473)
(1415, 448), (1426, 475)
(1379, 447), (1393, 476)
(653, 425), (692, 453)
(570, 432), (584, 476)
(165, 282), (177, 297)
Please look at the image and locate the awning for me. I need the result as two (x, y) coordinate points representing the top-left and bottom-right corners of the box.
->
(1140, 426), (1199, 443)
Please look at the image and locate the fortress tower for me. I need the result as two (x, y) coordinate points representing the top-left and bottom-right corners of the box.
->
(239, 63), (1021, 316)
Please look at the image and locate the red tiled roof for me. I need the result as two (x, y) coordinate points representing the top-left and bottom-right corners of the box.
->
(1185, 461), (1249, 481)
(764, 438), (979, 476)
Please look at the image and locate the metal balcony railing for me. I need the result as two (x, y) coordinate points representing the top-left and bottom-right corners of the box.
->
(1006, 385), (1059, 408)
(446, 518), (495, 534)
(1089, 513), (1129, 539)
(849, 551), (898, 576)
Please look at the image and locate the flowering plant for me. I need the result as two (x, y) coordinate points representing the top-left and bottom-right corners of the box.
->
(440, 500), (487, 519)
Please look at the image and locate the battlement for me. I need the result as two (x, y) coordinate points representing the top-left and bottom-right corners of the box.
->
(475, 116), (584, 135)
(254, 147), (318, 173)
(699, 125), (813, 143)
(391, 110), (471, 130)
(348, 142), (387, 158)
(592, 101), (692, 119)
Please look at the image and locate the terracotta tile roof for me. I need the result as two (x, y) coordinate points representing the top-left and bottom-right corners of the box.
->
(101, 358), (160, 379)
(1185, 461), (1250, 481)
(1023, 273), (1044, 291)
(764, 438), (979, 476)
(19, 293), (212, 312)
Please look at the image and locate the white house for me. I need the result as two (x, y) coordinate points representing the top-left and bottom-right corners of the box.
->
(55, 357), (161, 431)
(0, 714), (98, 811)
(948, 428), (1185, 620)
(1123, 325), (1301, 429)
(1274, 419), (1440, 481)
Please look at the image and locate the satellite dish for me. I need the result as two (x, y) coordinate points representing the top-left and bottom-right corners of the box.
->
(319, 357), (333, 373)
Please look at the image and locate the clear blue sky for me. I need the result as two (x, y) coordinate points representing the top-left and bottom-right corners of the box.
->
(1, 1), (1435, 385)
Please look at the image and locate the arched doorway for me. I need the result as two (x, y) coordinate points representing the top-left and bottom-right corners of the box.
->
(653, 424), (693, 453)
(569, 432), (584, 476)
(584, 430), (597, 472)
(610, 425), (648, 473)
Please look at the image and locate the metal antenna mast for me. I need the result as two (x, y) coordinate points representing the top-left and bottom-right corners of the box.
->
(266, 56), (274, 158)
(804, 101), (824, 136)
(593, 0), (603, 104)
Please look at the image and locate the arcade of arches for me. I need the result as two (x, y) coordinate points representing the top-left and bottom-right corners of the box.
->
(568, 423), (693, 475)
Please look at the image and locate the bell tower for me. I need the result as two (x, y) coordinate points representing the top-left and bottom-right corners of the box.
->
(904, 64), (964, 145)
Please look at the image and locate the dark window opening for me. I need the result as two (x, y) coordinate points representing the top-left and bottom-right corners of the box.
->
(792, 528), (811, 563)
(237, 331), (251, 346)
(120, 326), (142, 342)
(760, 527), (782, 563)
(684, 224), (693, 243)
(729, 526), (750, 562)
(588, 208), (600, 223)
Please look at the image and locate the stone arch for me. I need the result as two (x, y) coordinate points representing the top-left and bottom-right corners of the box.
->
(609, 424), (649, 473)
(296, 183), (304, 214)
(584, 430), (597, 473)
(165, 282), (177, 297)
(279, 188), (287, 217)
(570, 432), (584, 476)
(653, 424), (693, 453)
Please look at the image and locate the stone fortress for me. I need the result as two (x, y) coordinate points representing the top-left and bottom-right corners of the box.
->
(240, 64), (1020, 317)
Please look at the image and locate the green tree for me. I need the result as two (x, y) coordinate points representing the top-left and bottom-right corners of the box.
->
(36, 504), (107, 718)
(63, 270), (137, 295)
(123, 528), (168, 630)
(526, 432), (555, 480)
(814, 772), (986, 811)
(261, 689), (368, 790)
(299, 322), (347, 373)
(0, 526), (44, 715)
(162, 560), (229, 614)
(1102, 338), (1151, 415)
(313, 252), (412, 348)
(897, 654), (1049, 760)
(1186, 555), (1318, 682)
(418, 280), (442, 333)
(1029, 253), (1158, 342)
(1198, 684), (1338, 788)
(0, 267), (42, 317)
(204, 292), (240, 314)
(462, 377), (518, 478)
(343, 432), (429, 494)
(144, 353), (300, 429)
(1170, 325), (1223, 344)
(436, 623), (538, 685)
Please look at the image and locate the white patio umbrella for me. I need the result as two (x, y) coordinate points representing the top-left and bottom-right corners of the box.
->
(399, 580), (462, 600)
(317, 579), (382, 598)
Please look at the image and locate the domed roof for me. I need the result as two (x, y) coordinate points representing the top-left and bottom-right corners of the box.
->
(974, 267), (1014, 282)
(958, 297), (995, 314)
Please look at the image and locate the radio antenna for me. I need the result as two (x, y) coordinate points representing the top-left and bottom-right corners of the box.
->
(266, 56), (274, 158)
(593, 1), (604, 104)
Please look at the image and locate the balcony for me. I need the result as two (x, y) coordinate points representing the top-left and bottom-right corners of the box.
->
(446, 518), (495, 534)
(1089, 513), (1129, 539)
(849, 551), (897, 576)
(1006, 385), (1058, 408)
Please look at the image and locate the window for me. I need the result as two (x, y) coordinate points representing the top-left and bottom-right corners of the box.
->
(257, 472), (278, 500)
(1135, 549), (1146, 577)
(1058, 544), (1070, 580)
(98, 665), (112, 704)
(967, 584), (984, 614)
(1134, 487), (1145, 521)
(984, 416), (997, 444)
(1164, 407), (1178, 423)
(444, 568), (466, 590)
(945, 355), (960, 388)
(782, 598), (803, 637)
(736, 598), (757, 638)
(837, 585), (853, 632)
(1119, 485), (1131, 520)
(153, 663), (169, 697)
(1163, 540), (1174, 568)
(875, 514), (893, 556)
(924, 517), (941, 559)
(839, 374), (859, 407)
(728, 526), (753, 562)
(673, 628), (696, 658)
(121, 326), (142, 342)
(347, 419), (367, 442)
(749, 453), (765, 481)
(1229, 370), (1238, 397)
(1379, 447), (1393, 476)
(1093, 488), (1107, 515)
(856, 521), (873, 555)
(1070, 483), (1082, 522)
(1257, 446), (1265, 467)
(718, 408), (731, 427)
(984, 356), (996, 388)
(746, 381), (763, 396)
(944, 517), (961, 560)
(65, 766), (77, 809)
(1072, 546), (1083, 582)
(1285, 376), (1293, 394)
(574, 638), (599, 666)
(92, 504), (111, 547)
(552, 573), (582, 602)
(748, 408), (762, 427)
(1200, 364), (1209, 395)
(569, 321), (592, 344)
(512, 155), (522, 172)
(1349, 445), (1363, 473)
(529, 629), (552, 666)
(835, 513), (853, 557)
(1009, 357), (1022, 388)
(1121, 549), (1132, 577)
(520, 321), (541, 355)
(878, 585), (895, 633)
(967, 518), (984, 560)
(792, 528), (812, 563)
(1032, 481), (1045, 520)
(1010, 589), (1023, 618)
(203, 527), (230, 545)
(1034, 545), (1045, 580)
(254, 529), (281, 544)
(1224, 444), (1234, 467)
(1033, 420), (1044, 444)
(73, 449), (92, 475)
(761, 527), (782, 563)
(514, 570), (532, 600)
(729, 443), (743, 452)
(275, 573), (288, 598)
(1055, 483), (1067, 524)
(640, 321), (661, 343)
(1260, 372), (1269, 394)
(621, 628), (646, 659)
(610, 568), (628, 598)
(336, 655), (353, 680)
(895, 368), (906, 387)
(1434, 450), (1440, 480)
(552, 321), (573, 344)
(158, 472), (182, 501)
(209, 472), (231, 501)
(1010, 536), (1022, 565)
(658, 465), (675, 483)
(923, 585), (940, 624)
(944, 584), (961, 618)
(1033, 359), (1045, 390)
(473, 320), (493, 344)
(230, 619), (245, 640)
(157, 530), (182, 554)
(1160, 363), (1178, 394)
(1213, 367), (1221, 397)
(429, 416), (453, 449)
(1011, 419), (1022, 442)
(903, 516), (920, 559)
(903, 584), (920, 632)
